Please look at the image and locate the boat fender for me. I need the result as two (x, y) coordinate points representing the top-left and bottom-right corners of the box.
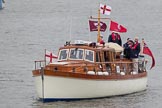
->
(116, 66), (120, 73)
(131, 71), (138, 75)
(97, 72), (103, 75)
(103, 72), (109, 76)
(87, 71), (95, 75)
(120, 72), (125, 75)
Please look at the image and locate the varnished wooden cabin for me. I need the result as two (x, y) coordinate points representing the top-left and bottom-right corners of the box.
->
(33, 41), (147, 80)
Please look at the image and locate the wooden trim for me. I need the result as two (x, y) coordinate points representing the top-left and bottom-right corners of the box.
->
(32, 69), (147, 80)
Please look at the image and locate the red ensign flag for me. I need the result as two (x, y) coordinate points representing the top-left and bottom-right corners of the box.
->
(143, 42), (155, 69)
(109, 20), (127, 33)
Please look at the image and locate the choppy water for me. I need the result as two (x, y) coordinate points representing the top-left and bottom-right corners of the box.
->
(0, 0), (162, 108)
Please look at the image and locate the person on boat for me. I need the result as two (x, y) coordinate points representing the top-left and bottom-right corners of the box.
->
(131, 37), (140, 58)
(99, 36), (105, 45)
(123, 38), (131, 58)
(97, 34), (102, 43)
(125, 39), (135, 59)
(108, 32), (122, 46)
(130, 37), (141, 73)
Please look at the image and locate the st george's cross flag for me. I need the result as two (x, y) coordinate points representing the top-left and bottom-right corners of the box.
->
(109, 20), (127, 33)
(100, 4), (112, 15)
(45, 50), (58, 63)
(143, 42), (155, 69)
(89, 20), (107, 32)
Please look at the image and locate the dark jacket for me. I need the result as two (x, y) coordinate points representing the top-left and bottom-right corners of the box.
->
(108, 33), (122, 46)
(130, 42), (140, 58)
(123, 42), (130, 58)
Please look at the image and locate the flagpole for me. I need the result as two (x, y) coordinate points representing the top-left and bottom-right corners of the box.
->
(108, 19), (111, 42)
(41, 49), (45, 102)
(140, 38), (144, 55)
(41, 67), (45, 102)
(88, 20), (91, 41)
(44, 49), (46, 66)
(97, 9), (101, 43)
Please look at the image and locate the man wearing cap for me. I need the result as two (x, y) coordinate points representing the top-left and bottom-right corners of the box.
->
(123, 38), (131, 58)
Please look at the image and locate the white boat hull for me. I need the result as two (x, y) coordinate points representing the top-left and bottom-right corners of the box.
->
(34, 75), (147, 101)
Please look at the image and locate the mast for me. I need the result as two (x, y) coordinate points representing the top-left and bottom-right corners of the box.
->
(97, 9), (101, 43)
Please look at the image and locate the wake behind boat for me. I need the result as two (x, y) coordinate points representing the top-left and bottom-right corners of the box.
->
(32, 3), (155, 102)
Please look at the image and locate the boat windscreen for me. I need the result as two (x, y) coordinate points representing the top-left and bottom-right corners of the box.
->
(69, 48), (84, 60)
(58, 49), (69, 60)
(85, 49), (94, 62)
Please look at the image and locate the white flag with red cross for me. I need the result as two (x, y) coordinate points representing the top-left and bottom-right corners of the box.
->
(100, 4), (112, 15)
(45, 50), (58, 63)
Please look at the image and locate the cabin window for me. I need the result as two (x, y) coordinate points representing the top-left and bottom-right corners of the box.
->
(58, 49), (69, 60)
(69, 48), (84, 60)
(85, 50), (94, 62)
(96, 52), (100, 62)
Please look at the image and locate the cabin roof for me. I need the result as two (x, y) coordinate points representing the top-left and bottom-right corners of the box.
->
(59, 44), (115, 52)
